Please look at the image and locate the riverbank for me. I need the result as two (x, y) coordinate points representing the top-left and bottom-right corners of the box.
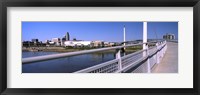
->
(22, 46), (142, 53)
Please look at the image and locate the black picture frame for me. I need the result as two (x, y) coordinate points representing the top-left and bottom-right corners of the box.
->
(0, 0), (199, 95)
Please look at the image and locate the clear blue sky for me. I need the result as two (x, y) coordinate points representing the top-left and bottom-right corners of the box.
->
(22, 22), (178, 42)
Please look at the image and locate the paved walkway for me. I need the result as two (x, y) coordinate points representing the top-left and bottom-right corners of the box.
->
(152, 42), (178, 73)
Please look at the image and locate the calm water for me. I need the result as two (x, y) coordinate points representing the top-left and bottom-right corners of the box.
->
(22, 51), (118, 73)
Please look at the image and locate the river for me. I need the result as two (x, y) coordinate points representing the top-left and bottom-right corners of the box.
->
(22, 51), (126, 73)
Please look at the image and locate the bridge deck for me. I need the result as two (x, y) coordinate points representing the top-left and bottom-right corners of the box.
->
(152, 42), (178, 73)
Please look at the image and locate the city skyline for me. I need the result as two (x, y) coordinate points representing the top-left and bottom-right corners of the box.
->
(22, 22), (178, 42)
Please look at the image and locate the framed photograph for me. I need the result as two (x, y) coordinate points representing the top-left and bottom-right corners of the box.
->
(0, 0), (199, 95)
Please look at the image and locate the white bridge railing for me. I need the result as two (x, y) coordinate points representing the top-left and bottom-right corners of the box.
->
(22, 40), (167, 73)
(75, 41), (167, 73)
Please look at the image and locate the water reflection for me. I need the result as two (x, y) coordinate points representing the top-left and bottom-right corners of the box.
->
(22, 51), (134, 73)
(22, 52), (116, 73)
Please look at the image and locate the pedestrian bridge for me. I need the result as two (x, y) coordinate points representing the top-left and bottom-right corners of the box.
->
(75, 41), (167, 73)
(22, 40), (179, 73)
(152, 41), (178, 73)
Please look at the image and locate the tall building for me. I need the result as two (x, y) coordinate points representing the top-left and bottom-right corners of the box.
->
(52, 38), (61, 46)
(163, 33), (175, 40)
(66, 32), (70, 41)
(32, 39), (38, 43)
(52, 38), (60, 43)
(32, 39), (39, 46)
(45, 40), (50, 44)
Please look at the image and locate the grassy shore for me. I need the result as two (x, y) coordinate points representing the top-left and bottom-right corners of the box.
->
(22, 46), (142, 53)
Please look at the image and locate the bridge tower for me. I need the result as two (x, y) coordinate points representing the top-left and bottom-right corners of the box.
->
(143, 22), (147, 50)
(123, 25), (126, 50)
(143, 22), (150, 73)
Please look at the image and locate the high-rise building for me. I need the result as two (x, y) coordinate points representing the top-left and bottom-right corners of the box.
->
(32, 39), (39, 43)
(32, 39), (39, 46)
(61, 36), (66, 46)
(45, 40), (50, 44)
(52, 38), (61, 46)
(66, 32), (70, 41)
(163, 33), (175, 40)
(52, 38), (60, 43)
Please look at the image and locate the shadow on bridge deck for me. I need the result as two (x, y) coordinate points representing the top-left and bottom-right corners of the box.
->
(152, 42), (178, 73)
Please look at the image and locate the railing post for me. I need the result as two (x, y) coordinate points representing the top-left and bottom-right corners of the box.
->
(156, 42), (160, 64)
(164, 41), (167, 54)
(116, 49), (122, 71)
(146, 44), (151, 73)
(161, 43), (162, 56)
(161, 42), (164, 58)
